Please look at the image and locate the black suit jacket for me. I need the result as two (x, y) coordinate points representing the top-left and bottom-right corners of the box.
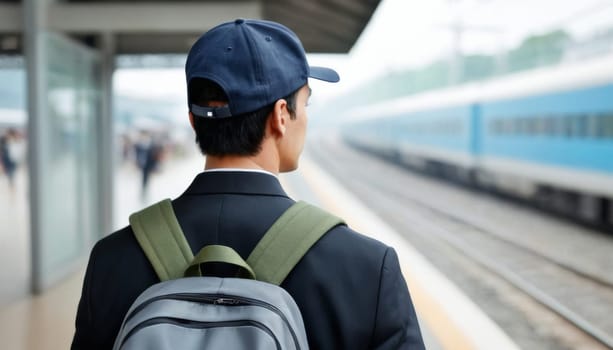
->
(71, 171), (425, 349)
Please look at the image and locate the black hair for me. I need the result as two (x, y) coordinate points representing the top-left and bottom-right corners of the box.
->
(189, 78), (298, 156)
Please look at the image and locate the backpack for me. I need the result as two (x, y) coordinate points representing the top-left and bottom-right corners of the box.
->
(112, 199), (344, 350)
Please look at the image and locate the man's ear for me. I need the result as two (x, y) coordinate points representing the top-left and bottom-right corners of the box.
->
(269, 98), (288, 137)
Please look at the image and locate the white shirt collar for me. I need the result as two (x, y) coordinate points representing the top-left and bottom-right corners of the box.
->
(202, 168), (278, 178)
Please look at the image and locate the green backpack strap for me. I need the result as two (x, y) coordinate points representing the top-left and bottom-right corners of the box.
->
(247, 201), (345, 285)
(129, 199), (194, 281)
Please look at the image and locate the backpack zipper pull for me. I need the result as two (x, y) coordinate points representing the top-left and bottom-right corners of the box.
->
(214, 297), (240, 305)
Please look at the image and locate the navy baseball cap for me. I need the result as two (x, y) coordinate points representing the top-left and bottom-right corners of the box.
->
(186, 18), (340, 118)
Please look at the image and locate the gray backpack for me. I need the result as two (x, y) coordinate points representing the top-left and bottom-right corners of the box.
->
(112, 199), (344, 350)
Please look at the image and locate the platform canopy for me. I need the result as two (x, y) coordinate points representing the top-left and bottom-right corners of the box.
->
(0, 0), (382, 54)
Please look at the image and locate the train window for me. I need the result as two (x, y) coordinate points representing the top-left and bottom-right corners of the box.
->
(506, 119), (514, 135)
(516, 119), (523, 135)
(604, 114), (613, 138)
(528, 116), (539, 136)
(580, 115), (589, 138)
(512, 118), (520, 135)
(503, 119), (514, 135)
(569, 116), (576, 137)
(494, 118), (507, 135)
(517, 118), (527, 135)
(555, 117), (565, 137)
(570, 115), (587, 138)
(563, 116), (573, 138)
(527, 118), (538, 135)
(587, 114), (600, 138)
(543, 117), (555, 136)
(485, 115), (607, 138)
(533, 117), (542, 135)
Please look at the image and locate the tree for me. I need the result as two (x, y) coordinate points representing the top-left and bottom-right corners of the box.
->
(507, 30), (572, 72)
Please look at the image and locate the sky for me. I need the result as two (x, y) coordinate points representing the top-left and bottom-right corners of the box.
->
(115, 0), (613, 106)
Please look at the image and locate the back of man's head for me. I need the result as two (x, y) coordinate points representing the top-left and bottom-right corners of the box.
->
(185, 19), (339, 157)
(189, 78), (298, 156)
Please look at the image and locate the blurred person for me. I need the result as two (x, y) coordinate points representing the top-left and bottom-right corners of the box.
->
(0, 128), (23, 191)
(133, 130), (162, 198)
(72, 19), (425, 350)
(119, 133), (133, 164)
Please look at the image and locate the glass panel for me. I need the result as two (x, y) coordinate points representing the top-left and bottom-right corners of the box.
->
(0, 55), (29, 305)
(39, 33), (100, 277)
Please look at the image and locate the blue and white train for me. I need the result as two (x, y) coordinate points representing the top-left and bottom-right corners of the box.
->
(343, 54), (613, 227)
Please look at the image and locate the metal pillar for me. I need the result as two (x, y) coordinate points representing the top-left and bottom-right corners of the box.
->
(23, 0), (49, 294)
(98, 32), (115, 238)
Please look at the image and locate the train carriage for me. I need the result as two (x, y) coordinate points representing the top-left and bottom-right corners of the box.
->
(343, 53), (613, 227)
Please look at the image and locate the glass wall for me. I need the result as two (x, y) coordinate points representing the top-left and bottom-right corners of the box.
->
(33, 33), (101, 290)
(0, 56), (29, 305)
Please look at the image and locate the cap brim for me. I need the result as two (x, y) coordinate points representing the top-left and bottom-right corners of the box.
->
(309, 66), (340, 83)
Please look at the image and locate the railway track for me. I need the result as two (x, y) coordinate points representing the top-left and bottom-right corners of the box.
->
(307, 134), (613, 350)
(368, 182), (613, 349)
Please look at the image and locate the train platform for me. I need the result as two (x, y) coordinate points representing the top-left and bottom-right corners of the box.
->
(0, 151), (520, 350)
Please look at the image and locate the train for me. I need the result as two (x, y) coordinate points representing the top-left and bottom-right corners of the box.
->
(342, 53), (613, 229)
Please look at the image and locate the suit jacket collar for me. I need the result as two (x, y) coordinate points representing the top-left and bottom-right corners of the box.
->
(183, 171), (290, 198)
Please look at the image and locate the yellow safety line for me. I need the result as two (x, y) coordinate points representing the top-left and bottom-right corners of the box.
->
(402, 271), (475, 350)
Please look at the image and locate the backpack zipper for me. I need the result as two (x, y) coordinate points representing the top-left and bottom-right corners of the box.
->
(120, 317), (281, 349)
(123, 293), (301, 349)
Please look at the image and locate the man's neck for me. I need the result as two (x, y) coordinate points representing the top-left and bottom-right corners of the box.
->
(205, 154), (279, 174)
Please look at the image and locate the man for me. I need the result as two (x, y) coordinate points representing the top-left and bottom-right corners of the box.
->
(0, 128), (20, 190)
(72, 19), (425, 349)
(133, 129), (162, 198)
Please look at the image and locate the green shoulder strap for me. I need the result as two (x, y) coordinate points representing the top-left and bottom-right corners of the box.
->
(130, 199), (344, 285)
(129, 199), (194, 281)
(247, 201), (345, 286)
